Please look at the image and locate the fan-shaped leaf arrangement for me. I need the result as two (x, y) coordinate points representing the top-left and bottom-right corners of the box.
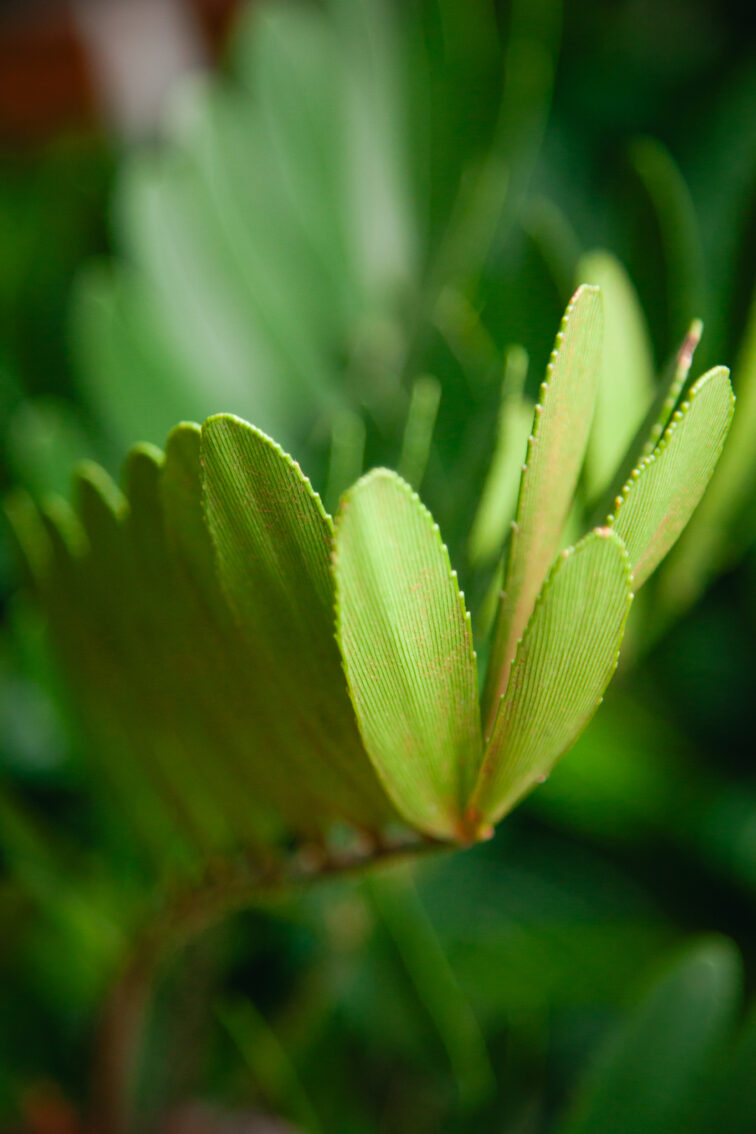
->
(6, 287), (734, 878)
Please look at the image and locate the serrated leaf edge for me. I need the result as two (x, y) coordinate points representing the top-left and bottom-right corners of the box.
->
(606, 365), (735, 580)
(332, 467), (481, 840)
(200, 412), (335, 530)
(469, 527), (634, 833)
(484, 283), (602, 734)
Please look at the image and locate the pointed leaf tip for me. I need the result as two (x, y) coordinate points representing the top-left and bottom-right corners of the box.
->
(470, 528), (632, 828)
(334, 468), (482, 841)
(610, 366), (734, 587)
(483, 285), (604, 733)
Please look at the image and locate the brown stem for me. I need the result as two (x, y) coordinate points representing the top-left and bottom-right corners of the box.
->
(91, 833), (448, 1134)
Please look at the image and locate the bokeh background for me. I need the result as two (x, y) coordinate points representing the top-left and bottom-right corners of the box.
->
(1, 1), (755, 1131)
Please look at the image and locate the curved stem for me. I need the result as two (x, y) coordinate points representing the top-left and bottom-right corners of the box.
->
(91, 833), (448, 1134)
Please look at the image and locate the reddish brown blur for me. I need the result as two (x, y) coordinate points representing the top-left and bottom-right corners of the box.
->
(0, 0), (242, 146)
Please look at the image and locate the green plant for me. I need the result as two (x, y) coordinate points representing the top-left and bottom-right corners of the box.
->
(4, 2), (756, 1130)
(4, 281), (736, 1130)
(6, 283), (733, 867)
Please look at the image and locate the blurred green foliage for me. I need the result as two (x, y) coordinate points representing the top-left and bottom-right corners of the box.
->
(1, 0), (756, 1131)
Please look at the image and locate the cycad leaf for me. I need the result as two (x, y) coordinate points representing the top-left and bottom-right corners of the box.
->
(557, 939), (741, 1134)
(657, 281), (756, 618)
(161, 423), (372, 839)
(589, 318), (703, 530)
(469, 530), (632, 829)
(201, 414), (394, 831)
(160, 421), (319, 838)
(578, 250), (655, 501)
(334, 469), (482, 841)
(44, 467), (212, 871)
(483, 285), (603, 733)
(161, 421), (218, 596)
(609, 366), (734, 588)
(468, 345), (533, 567)
(121, 444), (258, 852)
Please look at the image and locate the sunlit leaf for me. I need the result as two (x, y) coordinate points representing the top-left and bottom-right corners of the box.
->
(641, 318), (702, 457)
(589, 318), (704, 532)
(334, 469), (481, 840)
(482, 285), (603, 733)
(658, 281), (756, 616)
(469, 529), (631, 828)
(609, 366), (734, 588)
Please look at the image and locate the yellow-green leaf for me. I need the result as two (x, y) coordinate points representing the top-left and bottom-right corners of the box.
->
(482, 285), (603, 735)
(609, 367), (734, 588)
(334, 469), (482, 841)
(469, 530), (632, 829)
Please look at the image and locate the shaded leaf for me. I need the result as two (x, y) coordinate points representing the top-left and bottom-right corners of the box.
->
(578, 250), (655, 500)
(160, 421), (218, 597)
(369, 867), (494, 1104)
(159, 422), (318, 839)
(217, 997), (322, 1134)
(325, 409), (366, 514)
(334, 469), (481, 840)
(201, 414), (393, 831)
(122, 444), (268, 850)
(482, 285), (603, 733)
(4, 489), (52, 587)
(469, 530), (632, 828)
(609, 366), (734, 588)
(398, 374), (441, 490)
(4, 397), (94, 500)
(623, 136), (706, 360)
(38, 474), (206, 872)
(692, 999), (756, 1134)
(468, 345), (533, 566)
(557, 939), (741, 1134)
